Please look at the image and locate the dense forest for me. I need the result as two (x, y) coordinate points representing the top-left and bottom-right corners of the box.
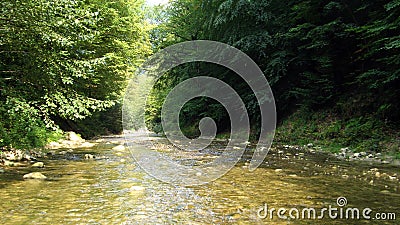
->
(145, 0), (400, 154)
(1, 0), (400, 155)
(0, 0), (151, 148)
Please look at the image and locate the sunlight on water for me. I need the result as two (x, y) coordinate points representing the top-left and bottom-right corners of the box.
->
(0, 135), (399, 224)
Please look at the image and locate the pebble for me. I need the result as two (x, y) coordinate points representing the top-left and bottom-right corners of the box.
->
(369, 180), (374, 185)
(275, 169), (283, 173)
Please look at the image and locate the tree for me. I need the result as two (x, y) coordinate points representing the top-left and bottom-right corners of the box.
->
(0, 0), (152, 148)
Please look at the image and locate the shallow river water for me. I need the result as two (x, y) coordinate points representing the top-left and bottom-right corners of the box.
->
(0, 134), (399, 224)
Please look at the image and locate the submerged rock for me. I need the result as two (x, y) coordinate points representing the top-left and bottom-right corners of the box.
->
(112, 145), (125, 151)
(23, 172), (47, 179)
(80, 142), (95, 148)
(32, 162), (45, 168)
(130, 186), (145, 191)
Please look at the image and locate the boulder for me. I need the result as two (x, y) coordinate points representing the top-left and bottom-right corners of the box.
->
(23, 172), (47, 179)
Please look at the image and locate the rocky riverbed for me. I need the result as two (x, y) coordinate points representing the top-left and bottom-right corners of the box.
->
(0, 133), (399, 224)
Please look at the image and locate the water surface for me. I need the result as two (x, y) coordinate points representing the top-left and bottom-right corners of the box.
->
(0, 134), (399, 224)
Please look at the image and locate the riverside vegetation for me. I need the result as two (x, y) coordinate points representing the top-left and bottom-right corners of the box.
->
(1, 0), (400, 165)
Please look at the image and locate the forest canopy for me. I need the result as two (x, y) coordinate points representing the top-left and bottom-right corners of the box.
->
(145, 0), (400, 152)
(0, 0), (151, 148)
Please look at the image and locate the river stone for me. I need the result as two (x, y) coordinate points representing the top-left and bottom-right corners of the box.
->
(3, 160), (14, 166)
(112, 145), (125, 151)
(5, 150), (24, 161)
(130, 186), (145, 191)
(47, 141), (62, 149)
(32, 162), (45, 168)
(84, 154), (95, 159)
(66, 132), (84, 142)
(23, 172), (47, 179)
(275, 169), (283, 173)
(80, 142), (95, 148)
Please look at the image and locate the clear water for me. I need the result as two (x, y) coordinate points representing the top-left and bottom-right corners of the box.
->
(0, 134), (399, 224)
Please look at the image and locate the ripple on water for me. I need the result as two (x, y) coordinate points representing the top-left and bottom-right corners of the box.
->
(0, 137), (399, 224)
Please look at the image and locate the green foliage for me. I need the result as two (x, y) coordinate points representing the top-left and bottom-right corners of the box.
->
(144, 0), (400, 153)
(72, 103), (123, 139)
(0, 0), (152, 148)
(124, 75), (155, 131)
(275, 109), (399, 153)
(0, 97), (58, 149)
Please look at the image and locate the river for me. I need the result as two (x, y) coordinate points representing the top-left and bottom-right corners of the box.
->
(0, 133), (399, 224)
